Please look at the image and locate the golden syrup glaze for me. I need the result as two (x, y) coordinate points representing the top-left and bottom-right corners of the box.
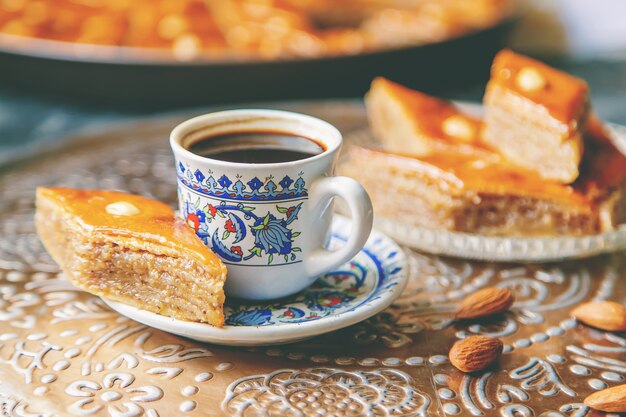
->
(371, 77), (489, 150)
(576, 115), (626, 196)
(36, 188), (223, 269)
(487, 49), (589, 128)
(365, 76), (624, 208)
(350, 145), (596, 207)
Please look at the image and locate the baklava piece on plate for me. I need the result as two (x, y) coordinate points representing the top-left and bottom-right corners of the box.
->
(341, 70), (626, 236)
(482, 49), (589, 183)
(341, 140), (626, 236)
(35, 188), (227, 326)
(366, 77), (489, 156)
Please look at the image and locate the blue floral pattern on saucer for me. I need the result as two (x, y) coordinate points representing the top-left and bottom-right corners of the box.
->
(223, 218), (405, 327)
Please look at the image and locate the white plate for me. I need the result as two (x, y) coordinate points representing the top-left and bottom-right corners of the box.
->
(375, 216), (626, 262)
(103, 216), (408, 346)
(346, 105), (626, 263)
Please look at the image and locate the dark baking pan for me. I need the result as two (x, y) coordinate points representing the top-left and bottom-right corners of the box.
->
(0, 17), (517, 108)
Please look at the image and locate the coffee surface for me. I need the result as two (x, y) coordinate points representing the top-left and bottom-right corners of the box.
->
(188, 131), (324, 164)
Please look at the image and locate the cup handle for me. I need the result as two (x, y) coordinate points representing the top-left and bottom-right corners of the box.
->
(305, 176), (373, 278)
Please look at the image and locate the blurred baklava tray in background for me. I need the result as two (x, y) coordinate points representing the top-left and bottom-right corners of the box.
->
(0, 0), (514, 60)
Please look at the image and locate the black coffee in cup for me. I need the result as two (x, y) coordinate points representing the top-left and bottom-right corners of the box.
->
(188, 131), (326, 164)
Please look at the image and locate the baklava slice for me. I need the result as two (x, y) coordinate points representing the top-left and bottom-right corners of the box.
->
(482, 49), (589, 183)
(577, 116), (626, 231)
(35, 188), (227, 325)
(366, 77), (490, 156)
(341, 131), (626, 236)
(340, 146), (601, 236)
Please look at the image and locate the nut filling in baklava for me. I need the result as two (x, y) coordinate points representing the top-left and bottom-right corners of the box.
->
(36, 187), (227, 326)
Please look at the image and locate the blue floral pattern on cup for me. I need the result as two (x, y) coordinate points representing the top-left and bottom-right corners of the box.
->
(178, 162), (307, 202)
(179, 162), (309, 266)
(183, 197), (303, 265)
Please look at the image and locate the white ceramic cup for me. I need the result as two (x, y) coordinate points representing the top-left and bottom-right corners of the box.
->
(170, 109), (373, 300)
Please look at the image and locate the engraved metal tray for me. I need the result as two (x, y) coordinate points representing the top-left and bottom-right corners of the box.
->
(1, 101), (625, 417)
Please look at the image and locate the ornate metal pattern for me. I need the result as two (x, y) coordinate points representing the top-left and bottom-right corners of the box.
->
(0, 102), (625, 416)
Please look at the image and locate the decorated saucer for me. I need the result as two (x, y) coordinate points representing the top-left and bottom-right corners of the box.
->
(103, 216), (408, 346)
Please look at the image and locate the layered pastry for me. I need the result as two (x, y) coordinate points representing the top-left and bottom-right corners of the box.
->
(366, 77), (490, 156)
(340, 140), (626, 235)
(35, 188), (227, 325)
(341, 70), (626, 236)
(482, 49), (589, 183)
(578, 116), (626, 231)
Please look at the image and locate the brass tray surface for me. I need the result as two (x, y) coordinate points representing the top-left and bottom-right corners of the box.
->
(0, 101), (624, 417)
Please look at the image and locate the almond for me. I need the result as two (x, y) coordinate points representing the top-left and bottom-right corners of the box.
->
(585, 384), (626, 412)
(571, 301), (626, 332)
(455, 287), (515, 320)
(516, 66), (548, 92)
(105, 201), (140, 216)
(449, 335), (503, 373)
(442, 115), (476, 142)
